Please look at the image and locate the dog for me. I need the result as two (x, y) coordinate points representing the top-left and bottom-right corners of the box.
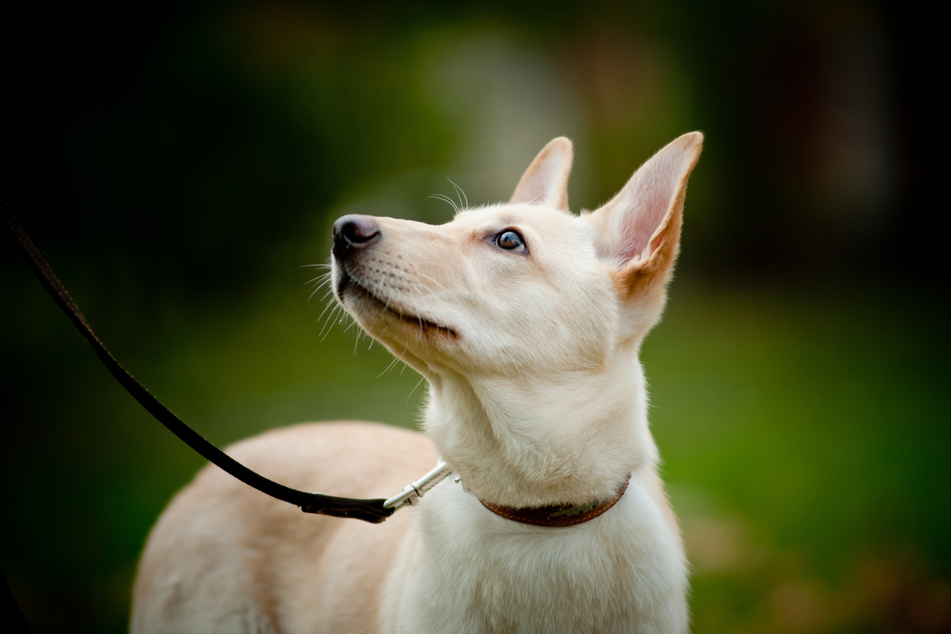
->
(131, 132), (703, 633)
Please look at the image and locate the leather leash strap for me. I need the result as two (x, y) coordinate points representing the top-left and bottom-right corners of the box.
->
(2, 201), (394, 524)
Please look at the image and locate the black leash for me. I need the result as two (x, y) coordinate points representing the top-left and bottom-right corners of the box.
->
(2, 201), (394, 524)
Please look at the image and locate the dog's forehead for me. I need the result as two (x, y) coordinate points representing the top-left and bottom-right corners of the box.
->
(450, 204), (579, 233)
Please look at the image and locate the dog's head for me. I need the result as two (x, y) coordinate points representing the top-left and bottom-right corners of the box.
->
(331, 134), (702, 505)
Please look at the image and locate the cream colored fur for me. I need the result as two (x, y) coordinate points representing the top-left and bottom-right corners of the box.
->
(132, 132), (704, 633)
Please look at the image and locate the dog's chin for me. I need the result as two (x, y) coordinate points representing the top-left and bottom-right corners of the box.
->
(336, 273), (459, 341)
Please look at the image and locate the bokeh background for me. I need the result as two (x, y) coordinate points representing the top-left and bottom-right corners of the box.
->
(1, 1), (946, 632)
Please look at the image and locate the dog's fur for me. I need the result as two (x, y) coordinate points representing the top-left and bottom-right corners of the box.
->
(131, 133), (703, 633)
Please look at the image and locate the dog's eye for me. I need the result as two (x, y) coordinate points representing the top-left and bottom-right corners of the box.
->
(494, 230), (526, 253)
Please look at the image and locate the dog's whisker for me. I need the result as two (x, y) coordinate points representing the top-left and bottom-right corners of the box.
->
(307, 279), (334, 302)
(315, 291), (341, 323)
(305, 271), (333, 286)
(407, 375), (426, 403)
(318, 303), (348, 341)
(376, 355), (404, 379)
(429, 193), (459, 213)
(447, 178), (469, 210)
(304, 278), (324, 291)
(317, 304), (340, 341)
(412, 271), (450, 293)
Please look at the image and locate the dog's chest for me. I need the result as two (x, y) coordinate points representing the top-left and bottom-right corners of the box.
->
(384, 482), (687, 633)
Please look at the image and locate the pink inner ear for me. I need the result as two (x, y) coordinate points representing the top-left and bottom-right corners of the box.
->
(614, 183), (672, 264)
(510, 138), (573, 208)
(595, 131), (702, 268)
(520, 169), (554, 205)
(616, 225), (645, 263)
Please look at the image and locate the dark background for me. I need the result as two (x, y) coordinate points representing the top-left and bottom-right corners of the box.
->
(1, 2), (946, 632)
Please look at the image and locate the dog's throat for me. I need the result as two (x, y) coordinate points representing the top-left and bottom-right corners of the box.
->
(478, 475), (631, 527)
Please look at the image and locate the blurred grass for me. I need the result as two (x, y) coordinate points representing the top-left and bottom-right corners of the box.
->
(647, 284), (950, 632)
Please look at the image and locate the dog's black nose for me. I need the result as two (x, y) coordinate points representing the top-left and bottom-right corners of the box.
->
(332, 214), (381, 259)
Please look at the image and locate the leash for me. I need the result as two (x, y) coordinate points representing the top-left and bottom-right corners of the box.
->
(2, 200), (449, 524)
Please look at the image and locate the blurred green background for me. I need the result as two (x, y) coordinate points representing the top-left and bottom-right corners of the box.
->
(1, 1), (946, 632)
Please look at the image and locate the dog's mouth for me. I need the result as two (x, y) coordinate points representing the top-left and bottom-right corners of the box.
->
(336, 272), (459, 339)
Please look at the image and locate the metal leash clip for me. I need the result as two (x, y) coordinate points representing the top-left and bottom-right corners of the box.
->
(384, 460), (453, 510)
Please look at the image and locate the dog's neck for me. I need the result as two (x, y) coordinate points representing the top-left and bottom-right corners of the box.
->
(423, 353), (657, 509)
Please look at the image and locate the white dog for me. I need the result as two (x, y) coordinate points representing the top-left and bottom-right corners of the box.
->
(132, 132), (703, 633)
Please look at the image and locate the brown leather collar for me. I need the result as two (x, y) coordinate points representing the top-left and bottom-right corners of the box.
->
(479, 475), (631, 527)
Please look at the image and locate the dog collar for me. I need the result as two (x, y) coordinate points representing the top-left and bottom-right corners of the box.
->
(478, 475), (631, 527)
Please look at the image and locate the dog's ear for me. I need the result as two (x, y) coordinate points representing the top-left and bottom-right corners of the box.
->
(510, 137), (574, 210)
(587, 132), (703, 301)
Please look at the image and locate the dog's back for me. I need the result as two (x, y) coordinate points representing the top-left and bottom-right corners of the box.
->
(132, 422), (436, 633)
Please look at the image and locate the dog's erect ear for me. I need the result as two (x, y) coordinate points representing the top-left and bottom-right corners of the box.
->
(510, 137), (574, 210)
(587, 132), (703, 298)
